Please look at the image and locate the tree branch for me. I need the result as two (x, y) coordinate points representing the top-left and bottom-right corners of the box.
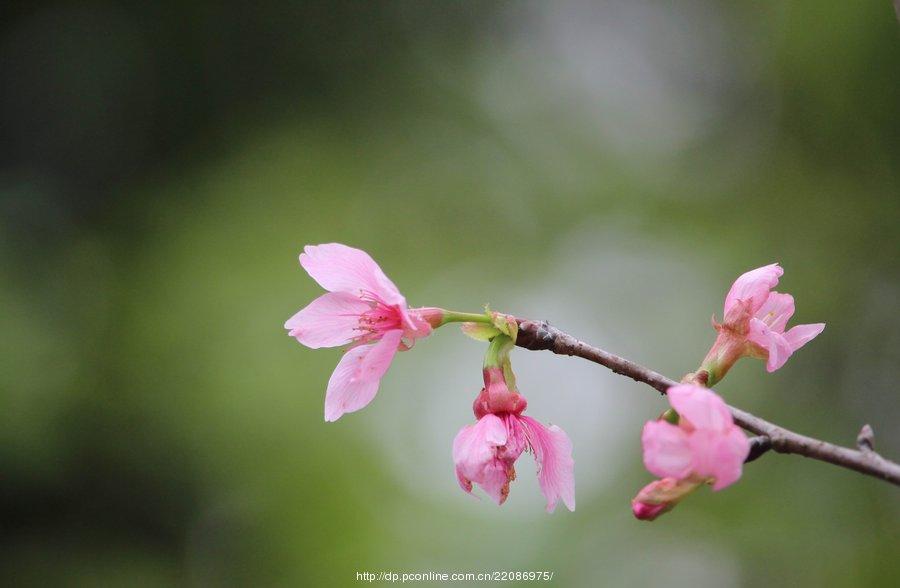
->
(515, 319), (900, 487)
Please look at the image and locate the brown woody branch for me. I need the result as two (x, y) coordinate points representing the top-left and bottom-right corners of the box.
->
(514, 319), (900, 486)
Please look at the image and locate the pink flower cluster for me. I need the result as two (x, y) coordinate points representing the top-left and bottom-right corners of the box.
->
(285, 248), (824, 519)
(285, 243), (574, 512)
(632, 263), (824, 519)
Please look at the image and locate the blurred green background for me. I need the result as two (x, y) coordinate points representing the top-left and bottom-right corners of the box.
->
(1, 1), (899, 586)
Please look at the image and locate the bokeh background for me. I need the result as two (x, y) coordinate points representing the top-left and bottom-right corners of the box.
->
(2, 1), (899, 586)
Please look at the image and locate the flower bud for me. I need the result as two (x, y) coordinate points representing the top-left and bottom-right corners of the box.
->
(632, 500), (673, 521)
(631, 477), (701, 521)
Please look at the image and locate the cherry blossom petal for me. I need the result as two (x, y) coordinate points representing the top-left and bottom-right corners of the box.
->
(724, 263), (782, 317)
(455, 467), (473, 494)
(641, 420), (693, 480)
(452, 414), (507, 475)
(709, 426), (750, 490)
(452, 414), (510, 504)
(784, 323), (826, 353)
(474, 464), (511, 505)
(686, 426), (749, 490)
(284, 291), (369, 348)
(519, 416), (576, 512)
(748, 318), (793, 372)
(323, 329), (402, 421)
(299, 243), (405, 306)
(754, 292), (795, 333)
(667, 385), (732, 432)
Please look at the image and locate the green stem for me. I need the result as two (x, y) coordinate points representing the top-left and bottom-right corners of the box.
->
(483, 334), (517, 391)
(483, 334), (514, 369)
(439, 310), (493, 326)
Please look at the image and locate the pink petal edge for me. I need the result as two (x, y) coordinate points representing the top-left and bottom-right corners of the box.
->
(667, 385), (732, 432)
(709, 426), (750, 490)
(747, 318), (793, 372)
(323, 329), (403, 421)
(520, 416), (576, 513)
(724, 263), (783, 317)
(284, 291), (370, 349)
(452, 415), (510, 505)
(784, 323), (826, 352)
(641, 420), (693, 480)
(299, 243), (405, 306)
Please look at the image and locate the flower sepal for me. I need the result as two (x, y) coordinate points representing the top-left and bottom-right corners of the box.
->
(490, 312), (518, 342)
(473, 367), (528, 419)
(461, 322), (502, 341)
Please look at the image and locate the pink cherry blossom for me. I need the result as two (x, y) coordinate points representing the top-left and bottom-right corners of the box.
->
(703, 263), (825, 381)
(452, 370), (575, 513)
(642, 385), (749, 491)
(632, 385), (748, 520)
(284, 243), (435, 421)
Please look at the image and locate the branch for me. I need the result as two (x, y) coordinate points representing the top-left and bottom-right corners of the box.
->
(514, 319), (900, 487)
